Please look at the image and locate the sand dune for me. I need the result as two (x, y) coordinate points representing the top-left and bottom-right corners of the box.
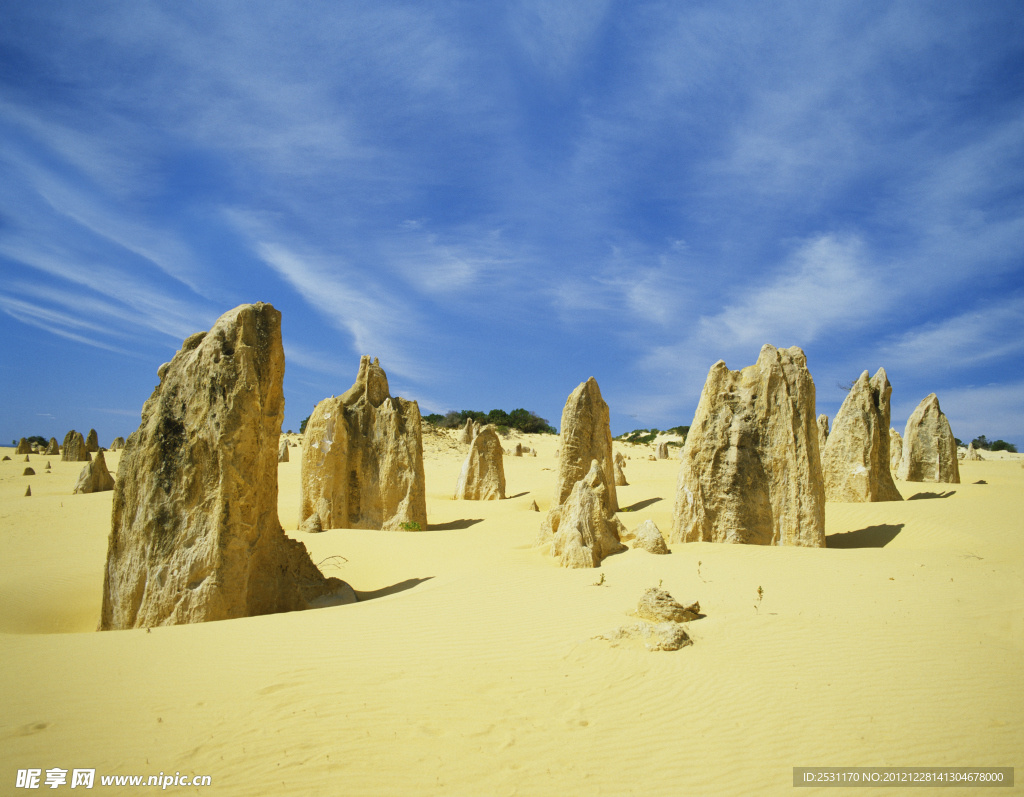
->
(1, 435), (1021, 795)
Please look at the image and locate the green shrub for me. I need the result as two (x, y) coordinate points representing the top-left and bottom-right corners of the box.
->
(399, 521), (422, 531)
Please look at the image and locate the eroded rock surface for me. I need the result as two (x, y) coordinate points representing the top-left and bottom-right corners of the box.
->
(655, 441), (669, 459)
(817, 414), (829, 453)
(632, 519), (670, 554)
(454, 425), (506, 500)
(539, 377), (617, 546)
(278, 438), (290, 463)
(821, 368), (902, 502)
(547, 460), (626, 568)
(101, 303), (354, 630)
(15, 438), (30, 455)
(61, 431), (90, 462)
(85, 429), (99, 453)
(671, 345), (825, 547)
(889, 428), (903, 471)
(300, 356), (427, 531)
(45, 437), (59, 455)
(73, 450), (115, 494)
(897, 394), (960, 484)
(636, 588), (698, 622)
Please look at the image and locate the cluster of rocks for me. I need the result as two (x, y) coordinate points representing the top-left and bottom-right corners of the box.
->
(598, 588), (700, 651)
(536, 378), (626, 568)
(299, 356), (427, 533)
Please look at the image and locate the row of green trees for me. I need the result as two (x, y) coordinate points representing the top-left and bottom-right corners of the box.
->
(423, 408), (557, 435)
(965, 435), (1018, 453)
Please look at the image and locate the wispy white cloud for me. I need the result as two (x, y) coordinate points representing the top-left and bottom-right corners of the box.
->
(879, 296), (1024, 375)
(0, 294), (140, 357)
(697, 234), (881, 350)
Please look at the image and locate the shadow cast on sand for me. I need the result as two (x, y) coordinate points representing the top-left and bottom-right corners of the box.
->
(974, 480), (987, 485)
(826, 523), (904, 549)
(428, 518), (484, 530)
(907, 491), (956, 500)
(355, 577), (434, 602)
(621, 497), (663, 512)
(507, 491), (529, 499)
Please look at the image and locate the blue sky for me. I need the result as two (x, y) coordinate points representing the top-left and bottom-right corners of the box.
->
(2, 1), (1022, 445)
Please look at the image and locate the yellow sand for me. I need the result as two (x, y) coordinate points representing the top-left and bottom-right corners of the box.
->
(1, 436), (1021, 796)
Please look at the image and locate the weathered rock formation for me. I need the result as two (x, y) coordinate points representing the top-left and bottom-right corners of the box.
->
(15, 438), (30, 454)
(655, 441), (669, 459)
(613, 451), (628, 486)
(889, 428), (903, 471)
(61, 431), (90, 462)
(23, 467), (35, 476)
(528, 499), (539, 511)
(73, 450), (115, 494)
(300, 356), (428, 531)
(454, 425), (506, 500)
(100, 303), (354, 630)
(511, 442), (523, 457)
(817, 414), (829, 453)
(896, 394), (960, 484)
(821, 369), (902, 502)
(110, 436), (126, 451)
(24, 485), (31, 497)
(458, 418), (474, 444)
(547, 460), (626, 568)
(85, 429), (99, 452)
(278, 438), (290, 463)
(539, 378), (618, 545)
(632, 519), (669, 554)
(965, 442), (982, 461)
(671, 345), (825, 547)
(45, 437), (59, 455)
(1, 455), (9, 461)
(636, 588), (698, 622)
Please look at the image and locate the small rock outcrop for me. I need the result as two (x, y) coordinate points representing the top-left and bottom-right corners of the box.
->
(454, 425), (506, 500)
(539, 377), (618, 545)
(44, 437), (59, 455)
(44, 462), (51, 470)
(821, 368), (902, 502)
(613, 453), (628, 486)
(896, 394), (960, 484)
(300, 356), (428, 531)
(73, 450), (115, 494)
(85, 429), (99, 452)
(61, 431), (90, 462)
(1, 455), (9, 461)
(547, 460), (626, 568)
(278, 438), (290, 463)
(965, 443), (982, 461)
(23, 467), (35, 476)
(15, 438), (31, 454)
(101, 303), (354, 630)
(671, 345), (825, 547)
(511, 442), (523, 457)
(636, 588), (698, 622)
(528, 499), (539, 511)
(655, 441), (669, 459)
(24, 485), (31, 497)
(110, 436), (126, 451)
(458, 418), (474, 444)
(599, 622), (691, 651)
(632, 519), (670, 554)
(817, 414), (829, 453)
(889, 428), (903, 471)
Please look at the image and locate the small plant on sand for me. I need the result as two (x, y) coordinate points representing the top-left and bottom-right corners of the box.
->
(697, 560), (706, 583)
(754, 585), (764, 613)
(399, 521), (422, 531)
(591, 573), (606, 587)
